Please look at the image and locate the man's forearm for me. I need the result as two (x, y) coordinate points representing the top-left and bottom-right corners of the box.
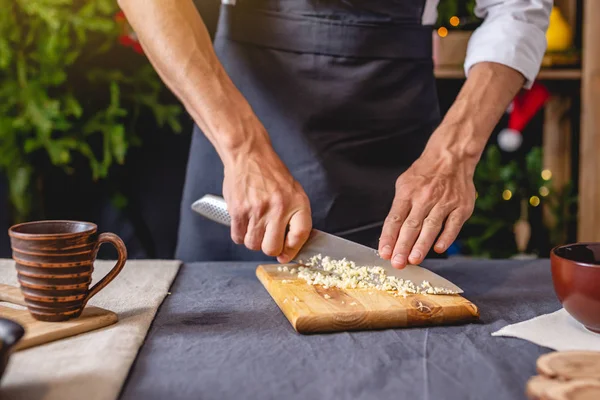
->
(117, 0), (271, 164)
(423, 62), (526, 168)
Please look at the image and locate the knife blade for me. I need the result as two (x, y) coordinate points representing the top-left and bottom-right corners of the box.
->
(191, 194), (463, 294)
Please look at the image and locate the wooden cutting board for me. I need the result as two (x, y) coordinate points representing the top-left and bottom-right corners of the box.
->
(256, 264), (479, 334)
(0, 283), (118, 351)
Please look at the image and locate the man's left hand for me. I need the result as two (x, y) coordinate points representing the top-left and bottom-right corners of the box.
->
(378, 150), (476, 269)
(377, 61), (529, 269)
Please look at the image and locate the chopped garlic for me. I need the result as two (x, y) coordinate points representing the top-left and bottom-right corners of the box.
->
(323, 294), (331, 299)
(282, 280), (290, 284)
(294, 254), (457, 296)
(293, 296), (299, 302)
(282, 266), (289, 272)
(350, 302), (357, 306)
(290, 268), (297, 274)
(277, 266), (283, 272)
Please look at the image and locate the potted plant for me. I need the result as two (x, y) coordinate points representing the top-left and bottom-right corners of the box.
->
(433, 0), (481, 67)
(0, 1), (183, 224)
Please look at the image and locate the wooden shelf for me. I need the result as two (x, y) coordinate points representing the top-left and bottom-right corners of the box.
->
(434, 67), (582, 80)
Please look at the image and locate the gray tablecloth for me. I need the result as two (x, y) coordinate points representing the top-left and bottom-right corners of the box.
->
(120, 259), (561, 400)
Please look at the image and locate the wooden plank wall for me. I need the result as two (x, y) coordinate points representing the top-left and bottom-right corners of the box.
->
(578, 0), (600, 242)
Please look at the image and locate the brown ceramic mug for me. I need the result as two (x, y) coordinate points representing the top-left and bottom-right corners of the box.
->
(8, 220), (127, 322)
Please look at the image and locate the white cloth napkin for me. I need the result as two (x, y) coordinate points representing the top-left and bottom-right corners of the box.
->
(0, 258), (181, 400)
(492, 308), (600, 351)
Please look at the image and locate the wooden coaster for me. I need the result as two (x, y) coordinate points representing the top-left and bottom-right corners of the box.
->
(526, 351), (600, 400)
(537, 351), (600, 381)
(0, 284), (117, 351)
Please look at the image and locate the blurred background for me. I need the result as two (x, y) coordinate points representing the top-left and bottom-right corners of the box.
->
(0, 0), (595, 260)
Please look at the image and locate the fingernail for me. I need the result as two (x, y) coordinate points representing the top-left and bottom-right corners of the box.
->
(409, 250), (421, 262)
(393, 254), (405, 266)
(435, 242), (445, 251)
(380, 245), (392, 257)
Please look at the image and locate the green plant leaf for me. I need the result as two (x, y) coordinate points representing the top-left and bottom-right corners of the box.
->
(8, 165), (33, 221)
(110, 124), (127, 164)
(0, 38), (12, 69)
(63, 93), (83, 118)
(24, 138), (43, 153)
(110, 192), (128, 210)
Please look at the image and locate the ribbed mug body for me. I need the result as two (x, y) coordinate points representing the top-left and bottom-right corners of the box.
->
(9, 221), (98, 322)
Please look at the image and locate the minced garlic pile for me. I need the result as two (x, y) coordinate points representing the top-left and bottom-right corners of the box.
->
(277, 254), (456, 297)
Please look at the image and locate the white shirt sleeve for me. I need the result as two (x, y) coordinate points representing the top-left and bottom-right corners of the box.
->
(464, 0), (553, 89)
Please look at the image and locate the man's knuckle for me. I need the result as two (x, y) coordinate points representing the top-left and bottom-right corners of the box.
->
(270, 192), (285, 208)
(404, 218), (421, 229)
(386, 214), (403, 224)
(246, 242), (261, 251)
(244, 234), (261, 250)
(421, 187), (436, 199)
(291, 228), (311, 241)
(295, 191), (310, 205)
(262, 244), (280, 257)
(379, 234), (396, 242)
(230, 213), (243, 225)
(440, 197), (459, 209)
(414, 240), (430, 250)
(231, 236), (243, 245)
(395, 242), (410, 251)
(230, 203), (247, 219)
(464, 202), (476, 214)
(448, 213), (465, 225)
(424, 216), (442, 227)
(249, 203), (267, 218)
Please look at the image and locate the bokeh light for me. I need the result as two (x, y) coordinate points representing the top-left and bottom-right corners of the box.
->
(530, 196), (541, 207)
(541, 169), (552, 181)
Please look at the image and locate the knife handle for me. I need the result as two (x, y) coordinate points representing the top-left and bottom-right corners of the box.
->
(191, 194), (231, 227)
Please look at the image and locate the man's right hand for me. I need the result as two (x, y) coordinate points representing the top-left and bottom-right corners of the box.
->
(117, 0), (312, 261)
(223, 147), (312, 264)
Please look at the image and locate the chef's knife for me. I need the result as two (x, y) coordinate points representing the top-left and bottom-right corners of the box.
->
(191, 194), (463, 294)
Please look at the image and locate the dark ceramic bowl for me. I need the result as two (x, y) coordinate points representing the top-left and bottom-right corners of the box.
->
(0, 318), (25, 382)
(550, 242), (600, 333)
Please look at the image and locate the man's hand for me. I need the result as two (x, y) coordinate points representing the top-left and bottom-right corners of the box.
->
(117, 0), (313, 260)
(379, 61), (527, 268)
(223, 145), (312, 264)
(378, 148), (476, 268)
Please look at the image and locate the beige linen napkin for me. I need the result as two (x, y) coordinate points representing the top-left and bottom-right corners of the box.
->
(0, 258), (181, 400)
(492, 308), (600, 351)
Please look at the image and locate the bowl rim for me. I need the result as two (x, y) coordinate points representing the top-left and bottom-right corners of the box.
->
(551, 242), (600, 268)
(8, 220), (98, 240)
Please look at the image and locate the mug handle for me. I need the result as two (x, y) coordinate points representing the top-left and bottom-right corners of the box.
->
(84, 232), (128, 306)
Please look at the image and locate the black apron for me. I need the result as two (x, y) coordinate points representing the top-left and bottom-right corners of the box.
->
(175, 0), (441, 262)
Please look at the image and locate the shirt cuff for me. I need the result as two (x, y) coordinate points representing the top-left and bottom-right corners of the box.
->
(463, 18), (547, 89)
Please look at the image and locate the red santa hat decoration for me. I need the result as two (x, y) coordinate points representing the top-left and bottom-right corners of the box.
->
(498, 81), (550, 152)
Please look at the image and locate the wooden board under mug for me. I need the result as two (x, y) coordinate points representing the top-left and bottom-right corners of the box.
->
(0, 283), (118, 351)
(256, 265), (480, 334)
